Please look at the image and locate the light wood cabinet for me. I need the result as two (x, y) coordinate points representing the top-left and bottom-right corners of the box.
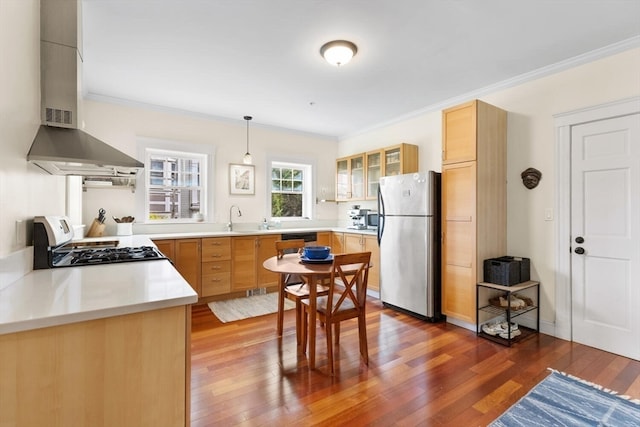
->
(331, 232), (345, 254)
(336, 154), (366, 201)
(231, 236), (257, 291)
(154, 239), (175, 260)
(154, 238), (201, 296)
(0, 306), (191, 427)
(441, 100), (507, 324)
(201, 237), (231, 297)
(175, 239), (202, 296)
(366, 144), (419, 199)
(257, 235), (279, 288)
(365, 151), (382, 200)
(344, 233), (380, 291)
(344, 233), (363, 253)
(156, 231), (377, 299)
(339, 143), (419, 201)
(364, 235), (380, 292)
(317, 231), (332, 247)
(442, 101), (478, 164)
(231, 234), (280, 291)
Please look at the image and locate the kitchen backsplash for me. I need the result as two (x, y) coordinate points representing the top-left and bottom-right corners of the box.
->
(0, 247), (32, 291)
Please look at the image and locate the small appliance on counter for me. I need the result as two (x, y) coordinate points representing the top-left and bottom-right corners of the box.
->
(33, 216), (167, 269)
(347, 206), (371, 230)
(366, 211), (378, 230)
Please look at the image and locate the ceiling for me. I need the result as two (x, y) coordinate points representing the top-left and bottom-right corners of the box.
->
(82, 0), (640, 139)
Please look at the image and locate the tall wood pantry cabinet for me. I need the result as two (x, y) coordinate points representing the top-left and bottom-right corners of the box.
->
(441, 99), (507, 324)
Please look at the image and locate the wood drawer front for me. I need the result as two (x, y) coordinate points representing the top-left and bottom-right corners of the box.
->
(202, 272), (231, 296)
(202, 260), (231, 296)
(202, 237), (231, 261)
(202, 260), (231, 274)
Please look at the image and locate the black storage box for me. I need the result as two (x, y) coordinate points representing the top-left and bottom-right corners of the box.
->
(483, 256), (531, 286)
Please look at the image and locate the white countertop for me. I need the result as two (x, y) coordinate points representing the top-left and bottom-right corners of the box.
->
(0, 236), (197, 335)
(146, 226), (377, 240)
(0, 228), (376, 335)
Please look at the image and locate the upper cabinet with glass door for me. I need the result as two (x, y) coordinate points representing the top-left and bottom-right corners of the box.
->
(365, 151), (381, 200)
(365, 143), (419, 199)
(336, 153), (365, 201)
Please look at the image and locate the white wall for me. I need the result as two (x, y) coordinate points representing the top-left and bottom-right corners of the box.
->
(338, 48), (640, 325)
(80, 100), (340, 236)
(0, 0), (66, 264)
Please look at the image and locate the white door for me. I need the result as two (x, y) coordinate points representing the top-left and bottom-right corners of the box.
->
(571, 113), (640, 360)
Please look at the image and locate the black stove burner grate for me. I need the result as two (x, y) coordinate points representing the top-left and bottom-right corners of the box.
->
(65, 246), (167, 266)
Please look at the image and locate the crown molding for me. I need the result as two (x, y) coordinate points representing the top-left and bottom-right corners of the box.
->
(340, 36), (640, 141)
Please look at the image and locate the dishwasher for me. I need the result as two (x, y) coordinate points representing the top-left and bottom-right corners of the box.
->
(280, 232), (318, 285)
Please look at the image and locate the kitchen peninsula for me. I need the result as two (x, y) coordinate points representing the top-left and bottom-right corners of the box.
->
(0, 236), (197, 427)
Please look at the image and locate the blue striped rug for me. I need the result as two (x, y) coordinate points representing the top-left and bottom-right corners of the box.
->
(491, 369), (640, 426)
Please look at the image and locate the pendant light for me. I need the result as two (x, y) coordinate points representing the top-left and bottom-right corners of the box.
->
(243, 115), (252, 164)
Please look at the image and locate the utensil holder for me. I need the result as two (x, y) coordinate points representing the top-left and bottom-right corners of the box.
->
(116, 222), (133, 236)
(86, 219), (106, 237)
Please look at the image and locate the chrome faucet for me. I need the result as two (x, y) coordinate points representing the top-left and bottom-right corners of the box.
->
(228, 205), (242, 231)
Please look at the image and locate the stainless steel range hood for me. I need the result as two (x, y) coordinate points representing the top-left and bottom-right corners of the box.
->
(27, 0), (143, 177)
(28, 126), (143, 177)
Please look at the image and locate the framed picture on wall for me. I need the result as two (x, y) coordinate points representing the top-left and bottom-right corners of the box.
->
(229, 163), (255, 195)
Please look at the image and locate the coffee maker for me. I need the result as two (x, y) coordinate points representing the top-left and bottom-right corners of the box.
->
(347, 206), (370, 230)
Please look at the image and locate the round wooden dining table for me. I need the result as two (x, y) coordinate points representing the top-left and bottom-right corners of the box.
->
(262, 253), (335, 370)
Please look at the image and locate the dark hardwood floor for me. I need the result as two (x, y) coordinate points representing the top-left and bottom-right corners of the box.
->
(190, 298), (640, 426)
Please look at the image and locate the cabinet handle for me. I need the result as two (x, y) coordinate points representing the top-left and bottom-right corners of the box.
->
(210, 266), (221, 270)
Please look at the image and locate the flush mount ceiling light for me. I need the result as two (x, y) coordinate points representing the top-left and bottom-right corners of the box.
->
(243, 115), (252, 164)
(320, 40), (358, 66)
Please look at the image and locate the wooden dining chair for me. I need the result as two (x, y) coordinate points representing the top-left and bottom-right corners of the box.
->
(275, 240), (329, 350)
(300, 251), (371, 375)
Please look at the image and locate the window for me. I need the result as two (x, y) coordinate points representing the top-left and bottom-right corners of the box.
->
(145, 148), (207, 221)
(270, 161), (313, 219)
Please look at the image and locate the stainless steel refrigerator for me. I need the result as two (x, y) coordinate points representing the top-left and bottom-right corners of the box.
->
(377, 171), (442, 321)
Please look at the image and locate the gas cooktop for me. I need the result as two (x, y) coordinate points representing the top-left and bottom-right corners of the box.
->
(52, 246), (168, 267)
(33, 216), (169, 270)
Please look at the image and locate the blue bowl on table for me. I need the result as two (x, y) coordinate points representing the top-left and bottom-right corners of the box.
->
(303, 246), (331, 260)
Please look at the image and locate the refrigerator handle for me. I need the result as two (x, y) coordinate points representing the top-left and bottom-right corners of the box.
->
(377, 185), (385, 246)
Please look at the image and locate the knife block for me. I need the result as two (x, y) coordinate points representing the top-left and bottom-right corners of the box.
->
(86, 219), (106, 237)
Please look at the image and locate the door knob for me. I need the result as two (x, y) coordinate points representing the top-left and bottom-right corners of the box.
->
(575, 247), (585, 255)
(575, 236), (584, 244)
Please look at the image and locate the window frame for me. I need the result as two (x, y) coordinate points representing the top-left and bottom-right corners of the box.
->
(267, 158), (315, 221)
(136, 137), (215, 224)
